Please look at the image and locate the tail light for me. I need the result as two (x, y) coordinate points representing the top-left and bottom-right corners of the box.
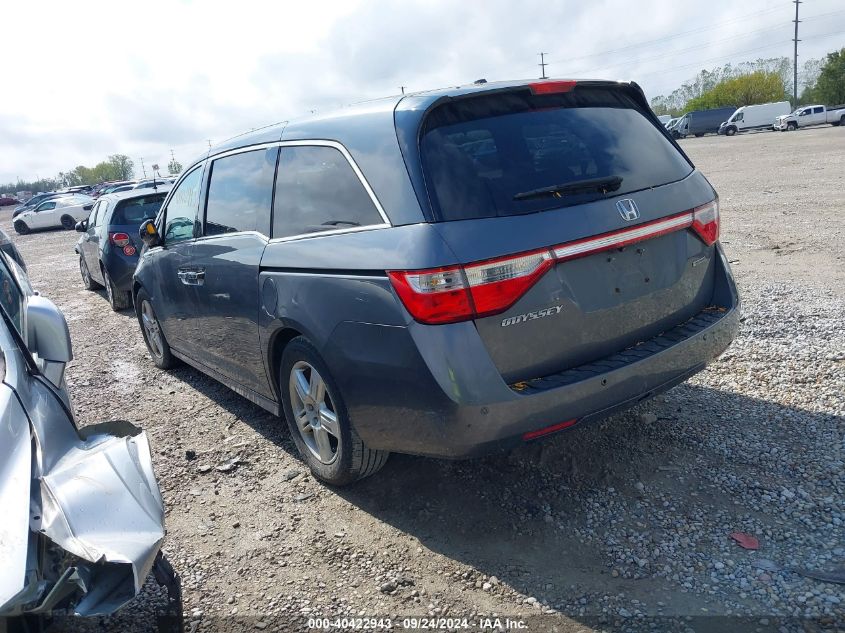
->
(109, 232), (130, 247)
(528, 80), (577, 95)
(691, 198), (719, 246)
(389, 198), (720, 325)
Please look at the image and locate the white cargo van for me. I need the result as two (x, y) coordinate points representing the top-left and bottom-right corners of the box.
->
(718, 101), (791, 136)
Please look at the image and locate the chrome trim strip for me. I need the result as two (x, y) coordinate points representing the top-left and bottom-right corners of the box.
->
(552, 213), (693, 259)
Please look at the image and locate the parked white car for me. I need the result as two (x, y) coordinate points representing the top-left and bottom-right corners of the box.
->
(773, 104), (845, 131)
(13, 195), (94, 234)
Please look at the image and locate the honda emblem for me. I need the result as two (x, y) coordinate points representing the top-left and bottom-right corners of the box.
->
(616, 199), (640, 222)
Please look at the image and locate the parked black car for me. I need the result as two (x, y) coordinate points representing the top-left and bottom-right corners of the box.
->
(134, 79), (739, 485)
(75, 188), (170, 310)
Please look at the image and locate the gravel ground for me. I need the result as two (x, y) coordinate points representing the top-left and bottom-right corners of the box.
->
(3, 125), (843, 633)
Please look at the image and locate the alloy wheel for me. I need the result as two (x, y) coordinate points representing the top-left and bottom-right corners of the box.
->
(289, 361), (340, 465)
(140, 300), (164, 360)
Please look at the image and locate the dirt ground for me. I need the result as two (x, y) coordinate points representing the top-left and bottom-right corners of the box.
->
(3, 125), (843, 633)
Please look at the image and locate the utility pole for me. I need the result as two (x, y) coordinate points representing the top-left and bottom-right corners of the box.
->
(139, 158), (147, 179)
(399, 85), (406, 95)
(170, 149), (176, 162)
(793, 0), (801, 105)
(538, 52), (548, 79)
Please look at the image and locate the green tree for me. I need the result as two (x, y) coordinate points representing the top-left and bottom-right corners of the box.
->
(107, 154), (134, 181)
(167, 158), (183, 175)
(684, 71), (786, 112)
(811, 48), (845, 106)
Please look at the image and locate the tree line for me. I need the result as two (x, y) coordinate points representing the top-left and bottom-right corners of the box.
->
(0, 154), (184, 196)
(650, 47), (844, 116)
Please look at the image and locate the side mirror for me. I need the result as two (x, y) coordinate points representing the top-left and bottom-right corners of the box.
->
(75, 220), (87, 232)
(26, 296), (73, 388)
(140, 219), (161, 247)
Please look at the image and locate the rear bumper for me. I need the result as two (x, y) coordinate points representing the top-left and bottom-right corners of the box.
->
(102, 251), (138, 292)
(329, 246), (740, 458)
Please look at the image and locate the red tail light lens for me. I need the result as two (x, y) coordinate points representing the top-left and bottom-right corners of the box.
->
(464, 249), (554, 317)
(387, 267), (473, 324)
(109, 232), (130, 247)
(528, 80), (577, 95)
(389, 198), (719, 325)
(691, 199), (719, 246)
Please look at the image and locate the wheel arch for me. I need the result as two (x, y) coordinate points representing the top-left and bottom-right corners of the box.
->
(267, 325), (305, 401)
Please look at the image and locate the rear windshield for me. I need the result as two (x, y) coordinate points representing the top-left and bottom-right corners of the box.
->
(420, 87), (693, 221)
(112, 193), (167, 225)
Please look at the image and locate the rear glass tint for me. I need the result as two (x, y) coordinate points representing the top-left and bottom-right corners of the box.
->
(112, 193), (167, 225)
(420, 87), (693, 221)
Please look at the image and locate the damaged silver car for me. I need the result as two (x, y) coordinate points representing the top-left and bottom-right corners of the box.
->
(0, 253), (170, 623)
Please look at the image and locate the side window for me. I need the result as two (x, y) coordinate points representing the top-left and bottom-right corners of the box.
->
(162, 166), (203, 245)
(813, 106), (824, 114)
(88, 201), (100, 226)
(0, 260), (24, 337)
(95, 201), (109, 227)
(799, 109), (809, 116)
(37, 201), (56, 211)
(204, 147), (277, 237)
(273, 146), (384, 239)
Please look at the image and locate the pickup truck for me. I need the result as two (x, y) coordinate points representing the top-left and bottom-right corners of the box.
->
(774, 104), (845, 131)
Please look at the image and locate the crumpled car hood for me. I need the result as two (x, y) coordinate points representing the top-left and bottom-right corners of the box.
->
(0, 392), (165, 617)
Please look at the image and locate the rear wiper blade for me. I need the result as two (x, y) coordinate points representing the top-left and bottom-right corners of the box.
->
(512, 176), (623, 201)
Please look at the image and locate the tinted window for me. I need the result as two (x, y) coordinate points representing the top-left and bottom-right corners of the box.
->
(813, 106), (824, 114)
(37, 201), (56, 211)
(420, 88), (694, 221)
(88, 201), (101, 226)
(113, 193), (167, 225)
(205, 148), (277, 236)
(273, 146), (383, 239)
(163, 166), (203, 245)
(0, 259), (24, 336)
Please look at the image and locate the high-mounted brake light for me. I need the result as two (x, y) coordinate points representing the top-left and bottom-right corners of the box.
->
(109, 232), (130, 247)
(691, 198), (719, 246)
(389, 198), (719, 325)
(528, 80), (577, 95)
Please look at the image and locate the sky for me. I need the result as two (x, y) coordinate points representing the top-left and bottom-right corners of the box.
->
(1, 0), (843, 185)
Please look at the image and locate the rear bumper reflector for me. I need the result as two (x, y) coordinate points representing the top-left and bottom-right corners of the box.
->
(522, 418), (578, 440)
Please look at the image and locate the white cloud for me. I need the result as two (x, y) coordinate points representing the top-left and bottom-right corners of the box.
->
(1, 0), (843, 183)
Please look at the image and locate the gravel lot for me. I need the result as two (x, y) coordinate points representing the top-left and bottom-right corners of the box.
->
(4, 125), (843, 632)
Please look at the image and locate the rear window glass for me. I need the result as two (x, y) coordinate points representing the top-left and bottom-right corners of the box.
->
(112, 193), (167, 225)
(205, 148), (277, 237)
(272, 146), (383, 239)
(420, 87), (693, 221)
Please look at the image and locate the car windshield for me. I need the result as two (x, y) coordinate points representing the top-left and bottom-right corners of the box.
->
(420, 86), (693, 220)
(112, 192), (168, 224)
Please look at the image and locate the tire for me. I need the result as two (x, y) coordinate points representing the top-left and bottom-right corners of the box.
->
(136, 288), (177, 369)
(103, 266), (131, 311)
(787, 122), (797, 131)
(13, 221), (30, 235)
(280, 336), (388, 485)
(79, 255), (102, 290)
(694, 133), (704, 137)
(60, 215), (75, 229)
(725, 127), (737, 137)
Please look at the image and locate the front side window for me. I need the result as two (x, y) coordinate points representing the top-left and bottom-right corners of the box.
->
(88, 201), (101, 226)
(273, 145), (383, 239)
(0, 258), (25, 336)
(204, 148), (277, 237)
(163, 166), (203, 245)
(37, 201), (56, 211)
(95, 201), (109, 226)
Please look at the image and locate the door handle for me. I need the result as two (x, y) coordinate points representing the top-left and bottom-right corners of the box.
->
(177, 268), (206, 286)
